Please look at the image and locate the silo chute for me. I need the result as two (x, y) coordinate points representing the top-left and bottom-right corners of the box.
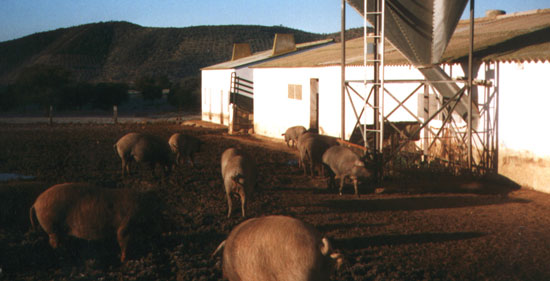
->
(347, 0), (479, 126)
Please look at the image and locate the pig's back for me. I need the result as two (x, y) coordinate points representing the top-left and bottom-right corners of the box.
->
(223, 216), (326, 281)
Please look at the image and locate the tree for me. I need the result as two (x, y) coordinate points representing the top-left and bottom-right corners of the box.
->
(0, 84), (16, 111)
(92, 82), (129, 110)
(135, 74), (171, 101)
(56, 82), (95, 110)
(168, 76), (200, 111)
(14, 64), (73, 109)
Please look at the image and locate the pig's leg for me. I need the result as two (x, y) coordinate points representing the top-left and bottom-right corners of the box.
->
(117, 226), (129, 262)
(121, 159), (127, 177)
(353, 178), (360, 198)
(188, 153), (195, 167)
(239, 191), (246, 217)
(226, 192), (233, 218)
(339, 176), (345, 195)
(48, 233), (61, 249)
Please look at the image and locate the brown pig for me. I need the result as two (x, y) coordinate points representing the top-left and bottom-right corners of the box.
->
(114, 132), (173, 177)
(282, 125), (306, 148)
(220, 148), (257, 218)
(212, 215), (343, 281)
(297, 132), (338, 177)
(29, 182), (161, 262)
(168, 133), (201, 167)
(322, 145), (373, 197)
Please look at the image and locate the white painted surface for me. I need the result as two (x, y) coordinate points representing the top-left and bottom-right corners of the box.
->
(254, 65), (426, 140)
(201, 69), (233, 125)
(499, 61), (550, 157)
(204, 57), (550, 192)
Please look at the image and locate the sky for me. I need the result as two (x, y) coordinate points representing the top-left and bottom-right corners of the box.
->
(1, 0), (549, 42)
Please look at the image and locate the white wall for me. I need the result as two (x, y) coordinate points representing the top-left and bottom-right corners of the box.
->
(253, 65), (426, 140)
(499, 61), (550, 156)
(497, 61), (550, 193)
(254, 67), (314, 138)
(428, 61), (550, 192)
(201, 69), (233, 125)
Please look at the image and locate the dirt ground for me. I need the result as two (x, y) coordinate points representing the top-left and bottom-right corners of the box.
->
(1, 122), (550, 281)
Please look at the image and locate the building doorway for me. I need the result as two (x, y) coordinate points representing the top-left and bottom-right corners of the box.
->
(310, 78), (319, 132)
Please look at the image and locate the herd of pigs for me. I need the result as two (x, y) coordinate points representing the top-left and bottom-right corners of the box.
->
(27, 125), (374, 281)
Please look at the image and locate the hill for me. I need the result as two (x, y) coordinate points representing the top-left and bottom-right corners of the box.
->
(0, 21), (362, 85)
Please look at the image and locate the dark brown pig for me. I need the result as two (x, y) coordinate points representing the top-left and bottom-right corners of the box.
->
(220, 148), (257, 218)
(282, 125), (306, 147)
(297, 132), (338, 177)
(29, 182), (161, 262)
(114, 132), (173, 177)
(322, 145), (372, 197)
(212, 215), (343, 281)
(168, 133), (201, 167)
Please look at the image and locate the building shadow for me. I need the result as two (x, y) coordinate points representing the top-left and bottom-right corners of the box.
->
(313, 195), (530, 213)
(316, 222), (388, 233)
(334, 231), (486, 250)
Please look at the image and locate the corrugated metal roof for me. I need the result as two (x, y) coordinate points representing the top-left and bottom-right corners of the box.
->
(201, 39), (333, 70)
(347, 0), (469, 66)
(443, 8), (550, 63)
(253, 8), (550, 68)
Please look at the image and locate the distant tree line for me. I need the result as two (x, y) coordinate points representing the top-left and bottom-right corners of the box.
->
(0, 64), (200, 112)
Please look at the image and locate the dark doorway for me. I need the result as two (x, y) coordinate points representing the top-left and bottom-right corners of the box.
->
(310, 78), (319, 132)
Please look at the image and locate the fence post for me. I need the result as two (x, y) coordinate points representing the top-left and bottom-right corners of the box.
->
(49, 105), (53, 125)
(113, 105), (118, 124)
(228, 103), (235, 134)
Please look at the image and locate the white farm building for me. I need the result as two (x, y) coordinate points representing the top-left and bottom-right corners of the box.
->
(201, 34), (332, 130)
(201, 8), (550, 193)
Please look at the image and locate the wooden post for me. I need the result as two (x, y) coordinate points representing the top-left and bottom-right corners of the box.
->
(49, 105), (53, 126)
(228, 103), (235, 134)
(113, 105), (118, 124)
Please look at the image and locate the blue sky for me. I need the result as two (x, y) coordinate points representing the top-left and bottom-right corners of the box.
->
(1, 0), (548, 42)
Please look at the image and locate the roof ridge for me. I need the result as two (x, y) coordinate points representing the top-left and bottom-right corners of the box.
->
(458, 8), (550, 24)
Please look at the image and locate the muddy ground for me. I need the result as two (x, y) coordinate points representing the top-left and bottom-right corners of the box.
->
(1, 122), (550, 281)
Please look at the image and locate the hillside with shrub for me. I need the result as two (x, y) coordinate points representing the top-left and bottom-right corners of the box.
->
(0, 22), (364, 112)
(0, 21), (360, 84)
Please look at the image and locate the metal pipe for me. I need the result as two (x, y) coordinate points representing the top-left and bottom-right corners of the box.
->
(373, 0), (380, 152)
(467, 0), (475, 169)
(495, 62), (500, 172)
(423, 83), (429, 157)
(341, 0), (346, 140)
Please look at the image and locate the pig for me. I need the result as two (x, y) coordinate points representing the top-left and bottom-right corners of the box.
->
(212, 215), (343, 281)
(168, 133), (201, 167)
(29, 182), (161, 262)
(221, 148), (257, 218)
(282, 126), (307, 148)
(297, 132), (338, 177)
(114, 132), (173, 177)
(322, 145), (372, 197)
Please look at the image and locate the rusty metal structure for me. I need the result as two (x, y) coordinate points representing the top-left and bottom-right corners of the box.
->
(343, 0), (499, 176)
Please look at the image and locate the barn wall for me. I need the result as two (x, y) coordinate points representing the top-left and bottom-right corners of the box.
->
(437, 61), (550, 193)
(498, 61), (550, 193)
(253, 65), (426, 140)
(251, 60), (550, 193)
(201, 69), (233, 125)
(253, 67), (316, 138)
